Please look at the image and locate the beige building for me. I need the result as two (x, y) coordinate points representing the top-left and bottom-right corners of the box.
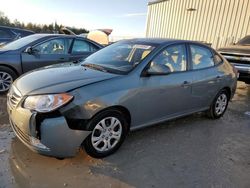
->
(145, 0), (250, 48)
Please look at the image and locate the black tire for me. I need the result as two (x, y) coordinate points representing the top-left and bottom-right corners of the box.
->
(207, 89), (229, 119)
(244, 80), (250, 85)
(0, 66), (17, 94)
(83, 110), (128, 158)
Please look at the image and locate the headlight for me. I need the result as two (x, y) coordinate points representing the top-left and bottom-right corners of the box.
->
(23, 93), (73, 113)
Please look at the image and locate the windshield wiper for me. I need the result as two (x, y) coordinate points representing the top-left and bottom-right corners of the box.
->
(82, 63), (127, 75)
(82, 63), (108, 73)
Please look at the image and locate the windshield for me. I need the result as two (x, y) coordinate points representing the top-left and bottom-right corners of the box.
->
(1, 34), (43, 50)
(82, 41), (155, 74)
(237, 35), (250, 45)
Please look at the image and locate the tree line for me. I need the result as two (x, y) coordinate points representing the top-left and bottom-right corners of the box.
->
(0, 11), (88, 34)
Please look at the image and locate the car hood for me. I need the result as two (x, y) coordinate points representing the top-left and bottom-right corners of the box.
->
(0, 49), (11, 54)
(14, 63), (120, 96)
(0, 48), (19, 55)
(218, 45), (250, 55)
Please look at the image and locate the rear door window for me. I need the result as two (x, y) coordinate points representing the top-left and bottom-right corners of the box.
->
(72, 39), (98, 53)
(190, 45), (215, 70)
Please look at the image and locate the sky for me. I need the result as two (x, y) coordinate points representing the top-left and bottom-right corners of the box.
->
(0, 0), (151, 37)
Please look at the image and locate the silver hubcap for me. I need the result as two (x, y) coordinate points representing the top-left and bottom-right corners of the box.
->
(0, 71), (13, 92)
(91, 117), (122, 152)
(215, 93), (227, 115)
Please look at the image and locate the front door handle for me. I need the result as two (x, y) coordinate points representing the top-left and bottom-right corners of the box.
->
(216, 75), (222, 81)
(59, 57), (65, 62)
(182, 81), (191, 88)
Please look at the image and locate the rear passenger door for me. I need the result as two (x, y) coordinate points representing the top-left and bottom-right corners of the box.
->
(188, 44), (223, 109)
(69, 39), (99, 62)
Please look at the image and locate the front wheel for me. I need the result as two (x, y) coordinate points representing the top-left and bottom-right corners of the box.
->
(0, 66), (17, 94)
(83, 110), (128, 158)
(207, 90), (229, 119)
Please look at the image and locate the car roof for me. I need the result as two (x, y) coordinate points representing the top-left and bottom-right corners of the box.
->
(124, 38), (208, 47)
(21, 33), (88, 41)
(28, 33), (98, 40)
(30, 33), (74, 38)
(0, 26), (35, 34)
(26, 34), (103, 47)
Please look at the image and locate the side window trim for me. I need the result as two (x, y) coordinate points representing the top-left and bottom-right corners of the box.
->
(68, 38), (75, 54)
(184, 43), (192, 71)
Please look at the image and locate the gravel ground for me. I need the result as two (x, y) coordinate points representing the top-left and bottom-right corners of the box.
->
(0, 81), (250, 188)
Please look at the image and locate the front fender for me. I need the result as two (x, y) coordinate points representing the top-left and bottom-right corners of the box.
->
(60, 89), (128, 120)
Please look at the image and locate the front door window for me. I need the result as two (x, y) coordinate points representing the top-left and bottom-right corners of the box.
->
(34, 38), (70, 54)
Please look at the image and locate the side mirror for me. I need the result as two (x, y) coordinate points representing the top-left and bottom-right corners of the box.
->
(24, 46), (39, 55)
(145, 63), (171, 76)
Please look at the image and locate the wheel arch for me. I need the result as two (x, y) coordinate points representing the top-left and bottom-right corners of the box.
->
(90, 105), (131, 129)
(221, 86), (231, 99)
(0, 64), (19, 77)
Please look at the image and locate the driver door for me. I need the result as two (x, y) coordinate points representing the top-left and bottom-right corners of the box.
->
(21, 38), (72, 73)
(134, 44), (194, 126)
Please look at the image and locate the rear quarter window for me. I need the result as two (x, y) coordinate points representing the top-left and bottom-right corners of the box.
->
(213, 53), (223, 65)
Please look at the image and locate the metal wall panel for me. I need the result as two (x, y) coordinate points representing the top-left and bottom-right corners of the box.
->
(146, 0), (250, 49)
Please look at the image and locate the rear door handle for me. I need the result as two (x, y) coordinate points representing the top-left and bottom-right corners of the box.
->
(182, 81), (191, 88)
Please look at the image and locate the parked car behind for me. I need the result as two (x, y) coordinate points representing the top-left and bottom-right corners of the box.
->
(0, 26), (34, 46)
(0, 34), (103, 93)
(7, 39), (238, 158)
(218, 35), (250, 84)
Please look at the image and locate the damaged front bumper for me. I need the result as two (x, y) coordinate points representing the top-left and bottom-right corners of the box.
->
(7, 104), (91, 158)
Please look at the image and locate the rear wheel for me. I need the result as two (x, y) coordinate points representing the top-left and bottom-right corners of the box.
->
(207, 89), (229, 119)
(83, 110), (128, 158)
(0, 66), (17, 94)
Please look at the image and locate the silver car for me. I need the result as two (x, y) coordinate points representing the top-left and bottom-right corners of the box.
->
(7, 39), (238, 158)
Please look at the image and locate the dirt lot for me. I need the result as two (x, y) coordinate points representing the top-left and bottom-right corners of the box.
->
(0, 82), (250, 188)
